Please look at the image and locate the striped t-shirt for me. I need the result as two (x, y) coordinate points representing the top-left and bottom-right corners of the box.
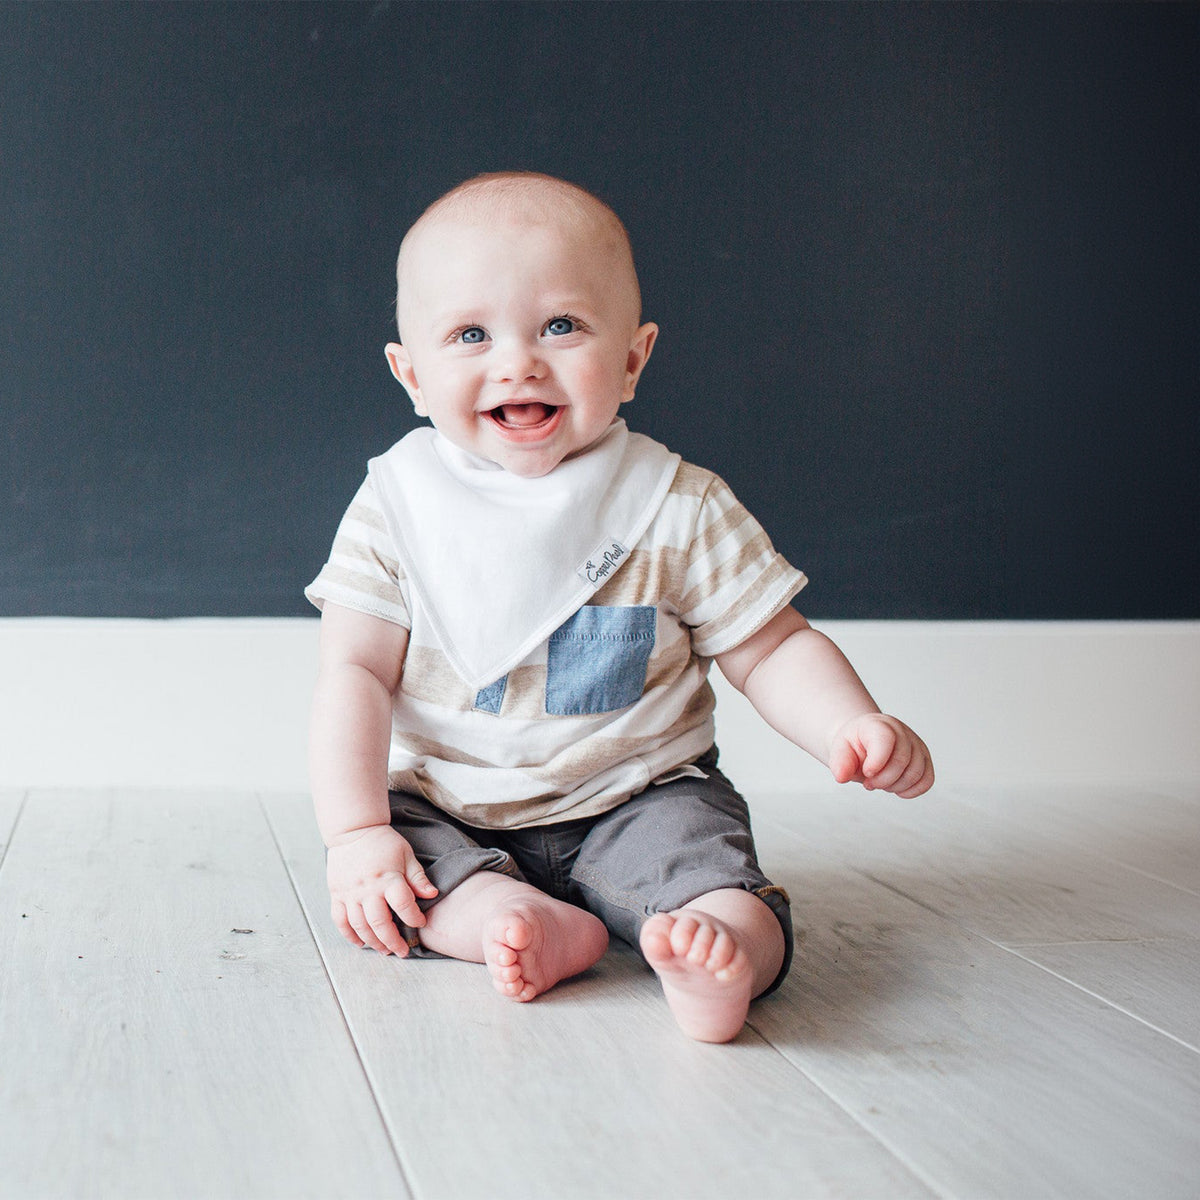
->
(306, 456), (806, 829)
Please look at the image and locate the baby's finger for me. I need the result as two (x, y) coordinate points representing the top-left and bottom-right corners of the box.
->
(384, 879), (428, 930)
(866, 739), (913, 793)
(363, 894), (409, 957)
(896, 754), (935, 798)
(404, 858), (439, 902)
(332, 900), (365, 949)
(828, 736), (865, 785)
(346, 903), (392, 955)
(860, 722), (899, 781)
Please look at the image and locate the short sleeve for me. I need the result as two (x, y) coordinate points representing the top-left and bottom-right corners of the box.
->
(304, 476), (411, 628)
(679, 474), (806, 657)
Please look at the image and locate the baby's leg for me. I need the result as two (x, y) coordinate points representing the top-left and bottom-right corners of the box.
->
(640, 888), (785, 1043)
(419, 871), (609, 1002)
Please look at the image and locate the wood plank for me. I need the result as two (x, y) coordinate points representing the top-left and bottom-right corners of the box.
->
(950, 783), (1200, 895)
(751, 786), (1200, 945)
(263, 791), (936, 1200)
(750, 786), (1200, 1046)
(1008, 938), (1200, 1051)
(0, 789), (410, 1200)
(745, 814), (1200, 1200)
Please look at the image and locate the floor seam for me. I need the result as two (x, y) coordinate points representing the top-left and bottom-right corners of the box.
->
(744, 1014), (955, 1200)
(257, 792), (421, 1200)
(0, 789), (30, 876)
(999, 943), (1200, 1055)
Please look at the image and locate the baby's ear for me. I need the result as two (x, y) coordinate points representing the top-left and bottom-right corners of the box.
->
(385, 343), (428, 416)
(622, 322), (658, 404)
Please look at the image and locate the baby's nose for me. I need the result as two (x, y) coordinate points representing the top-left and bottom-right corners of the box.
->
(490, 338), (547, 382)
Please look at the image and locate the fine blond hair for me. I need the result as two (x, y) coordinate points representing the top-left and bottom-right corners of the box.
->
(394, 171), (641, 336)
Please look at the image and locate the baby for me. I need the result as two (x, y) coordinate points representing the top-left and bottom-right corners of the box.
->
(306, 171), (933, 1043)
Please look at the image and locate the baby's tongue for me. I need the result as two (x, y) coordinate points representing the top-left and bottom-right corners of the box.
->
(498, 402), (552, 427)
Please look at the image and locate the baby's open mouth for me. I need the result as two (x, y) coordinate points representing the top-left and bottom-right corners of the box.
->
(487, 402), (560, 429)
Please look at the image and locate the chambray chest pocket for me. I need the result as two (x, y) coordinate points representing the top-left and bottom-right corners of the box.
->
(545, 605), (657, 716)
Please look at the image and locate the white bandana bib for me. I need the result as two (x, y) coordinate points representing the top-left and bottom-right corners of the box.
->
(368, 419), (681, 691)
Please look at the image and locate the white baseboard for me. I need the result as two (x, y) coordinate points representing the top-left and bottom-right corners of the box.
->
(1, 618), (1196, 792)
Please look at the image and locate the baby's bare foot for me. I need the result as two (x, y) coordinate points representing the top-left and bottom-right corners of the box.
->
(640, 909), (754, 1042)
(484, 896), (608, 1003)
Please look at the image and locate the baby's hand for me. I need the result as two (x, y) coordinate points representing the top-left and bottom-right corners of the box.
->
(325, 824), (439, 956)
(828, 713), (934, 799)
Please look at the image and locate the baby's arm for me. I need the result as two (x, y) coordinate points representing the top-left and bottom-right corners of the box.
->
(716, 607), (933, 798)
(309, 603), (438, 954)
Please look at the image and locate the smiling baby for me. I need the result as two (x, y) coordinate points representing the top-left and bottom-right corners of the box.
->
(306, 172), (933, 1042)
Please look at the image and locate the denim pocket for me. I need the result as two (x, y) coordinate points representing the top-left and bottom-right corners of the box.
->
(545, 605), (657, 716)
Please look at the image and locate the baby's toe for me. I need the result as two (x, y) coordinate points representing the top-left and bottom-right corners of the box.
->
(710, 935), (740, 977)
(501, 915), (534, 952)
(490, 942), (518, 968)
(686, 922), (718, 964)
(639, 914), (676, 964)
(669, 914), (701, 956)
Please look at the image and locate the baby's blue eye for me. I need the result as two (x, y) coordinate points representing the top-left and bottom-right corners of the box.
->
(545, 317), (575, 336)
(459, 327), (486, 344)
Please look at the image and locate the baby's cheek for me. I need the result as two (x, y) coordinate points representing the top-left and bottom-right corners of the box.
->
(579, 362), (617, 390)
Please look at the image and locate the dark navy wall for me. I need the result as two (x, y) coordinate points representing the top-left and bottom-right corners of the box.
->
(3, 2), (1196, 618)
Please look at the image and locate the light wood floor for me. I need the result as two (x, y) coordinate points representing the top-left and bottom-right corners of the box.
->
(1, 782), (1197, 1200)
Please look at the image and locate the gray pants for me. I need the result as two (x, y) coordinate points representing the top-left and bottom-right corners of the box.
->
(388, 747), (793, 995)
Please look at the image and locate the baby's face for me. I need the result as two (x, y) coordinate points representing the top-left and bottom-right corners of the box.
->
(386, 215), (656, 478)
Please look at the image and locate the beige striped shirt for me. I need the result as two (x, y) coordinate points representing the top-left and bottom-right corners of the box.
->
(307, 457), (806, 829)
